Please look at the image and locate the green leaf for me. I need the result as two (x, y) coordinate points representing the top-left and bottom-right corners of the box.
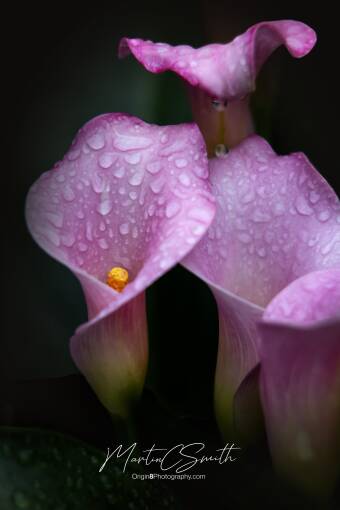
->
(0, 427), (179, 510)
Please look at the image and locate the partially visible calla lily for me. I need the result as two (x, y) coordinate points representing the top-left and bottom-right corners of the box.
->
(259, 269), (340, 492)
(119, 20), (316, 153)
(26, 113), (215, 418)
(182, 135), (340, 437)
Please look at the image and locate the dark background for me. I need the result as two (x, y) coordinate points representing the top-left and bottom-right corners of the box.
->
(2, 1), (340, 508)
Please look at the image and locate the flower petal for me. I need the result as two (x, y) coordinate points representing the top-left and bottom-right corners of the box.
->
(26, 113), (215, 416)
(259, 269), (340, 492)
(119, 20), (316, 100)
(183, 135), (340, 435)
(184, 135), (340, 308)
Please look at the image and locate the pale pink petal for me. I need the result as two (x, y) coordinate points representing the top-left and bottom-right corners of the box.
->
(26, 113), (215, 416)
(259, 269), (340, 492)
(185, 136), (340, 308)
(183, 135), (340, 435)
(119, 20), (316, 100)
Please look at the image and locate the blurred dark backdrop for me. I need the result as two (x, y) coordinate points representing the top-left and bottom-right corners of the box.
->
(1, 1), (339, 507)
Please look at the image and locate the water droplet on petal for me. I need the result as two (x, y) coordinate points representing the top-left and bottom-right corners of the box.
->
(124, 152), (141, 165)
(309, 190), (320, 204)
(87, 133), (105, 150)
(215, 144), (228, 157)
(113, 134), (151, 151)
(150, 176), (165, 194)
(211, 98), (227, 112)
(56, 173), (65, 183)
(98, 238), (109, 250)
(113, 166), (125, 178)
(317, 210), (331, 222)
(78, 242), (88, 252)
(119, 223), (130, 235)
(175, 158), (188, 168)
(188, 207), (212, 223)
(295, 195), (314, 215)
(63, 186), (75, 202)
(97, 196), (113, 216)
(129, 191), (138, 200)
(178, 172), (191, 187)
(129, 170), (144, 186)
(146, 161), (161, 174)
(61, 232), (75, 247)
(165, 200), (181, 218)
(67, 149), (81, 161)
(99, 152), (116, 169)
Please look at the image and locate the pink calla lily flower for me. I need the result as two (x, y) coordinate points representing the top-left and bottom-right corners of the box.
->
(259, 269), (340, 492)
(26, 113), (215, 418)
(121, 21), (339, 488)
(119, 20), (316, 153)
(181, 135), (339, 433)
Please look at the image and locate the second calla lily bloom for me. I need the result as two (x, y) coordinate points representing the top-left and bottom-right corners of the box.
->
(259, 268), (340, 492)
(119, 20), (316, 153)
(26, 113), (215, 418)
(182, 135), (340, 438)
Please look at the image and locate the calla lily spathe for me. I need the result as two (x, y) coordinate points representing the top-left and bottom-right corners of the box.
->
(119, 20), (316, 152)
(259, 269), (340, 493)
(26, 114), (215, 418)
(182, 136), (340, 489)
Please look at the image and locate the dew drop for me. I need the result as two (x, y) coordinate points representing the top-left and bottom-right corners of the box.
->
(317, 210), (331, 222)
(178, 172), (191, 187)
(146, 161), (161, 174)
(113, 134), (151, 151)
(124, 152), (141, 165)
(150, 176), (165, 194)
(78, 242), (88, 252)
(119, 222), (130, 235)
(160, 133), (169, 144)
(309, 190), (320, 204)
(56, 173), (66, 183)
(215, 144), (228, 157)
(192, 224), (206, 236)
(129, 191), (138, 200)
(63, 186), (75, 202)
(61, 232), (75, 247)
(98, 238), (109, 250)
(87, 133), (105, 150)
(99, 152), (116, 169)
(188, 207), (212, 223)
(211, 98), (227, 112)
(97, 197), (113, 216)
(132, 226), (139, 239)
(67, 149), (81, 161)
(129, 170), (144, 186)
(113, 166), (125, 178)
(295, 196), (313, 216)
(175, 158), (188, 168)
(165, 200), (181, 218)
